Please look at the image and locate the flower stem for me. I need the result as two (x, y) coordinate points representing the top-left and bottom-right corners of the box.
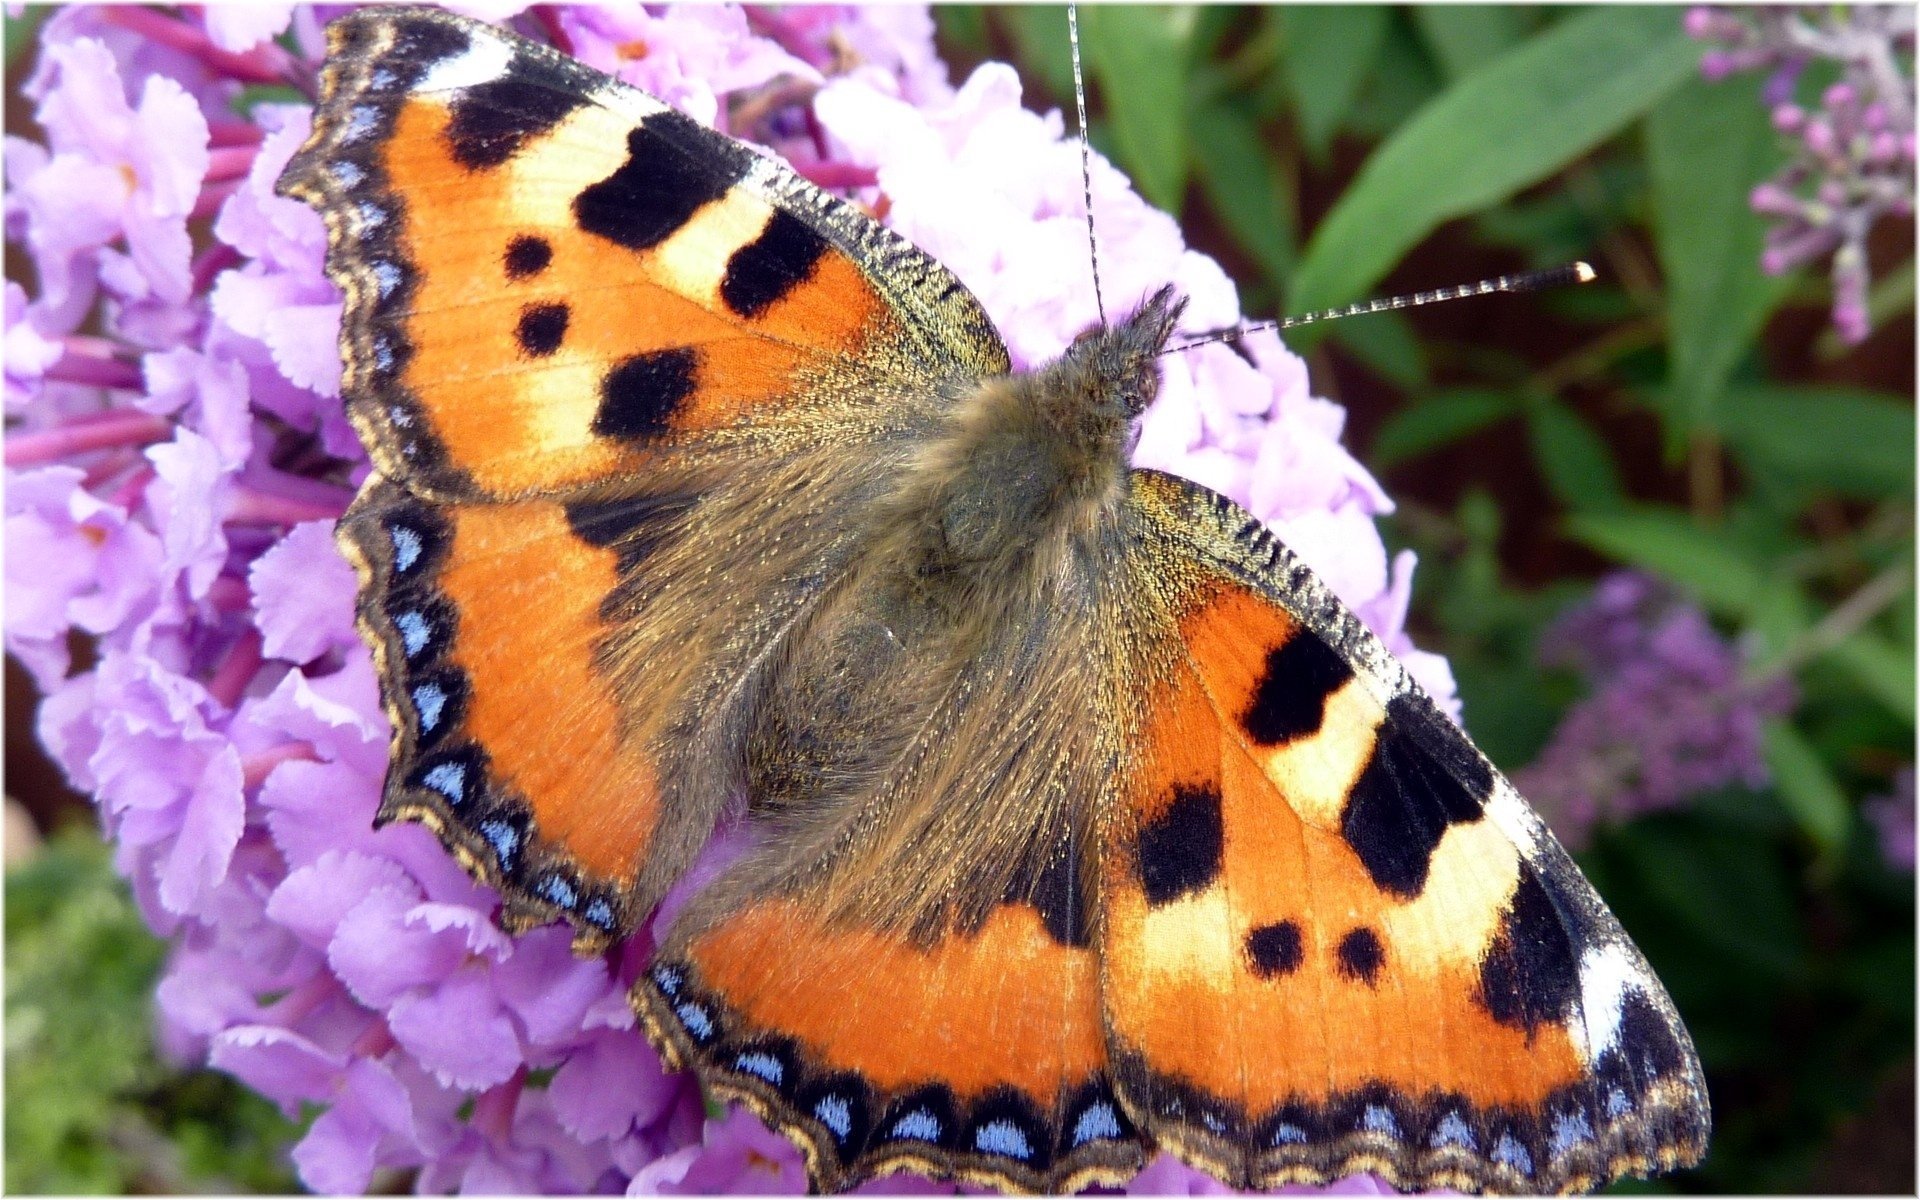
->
(207, 628), (265, 709)
(44, 351), (144, 390)
(4, 411), (171, 465)
(101, 7), (294, 84)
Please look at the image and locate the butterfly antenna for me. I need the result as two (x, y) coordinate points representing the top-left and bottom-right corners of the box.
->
(1162, 262), (1598, 355)
(1068, 4), (1107, 328)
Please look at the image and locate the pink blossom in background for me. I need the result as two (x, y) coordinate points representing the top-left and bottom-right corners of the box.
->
(5, 4), (1450, 1192)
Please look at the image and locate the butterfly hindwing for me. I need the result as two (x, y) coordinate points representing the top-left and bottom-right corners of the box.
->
(1102, 470), (1710, 1193)
(279, 7), (1008, 501)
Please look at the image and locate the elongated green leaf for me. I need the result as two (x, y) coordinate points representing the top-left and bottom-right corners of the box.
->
(1649, 74), (1795, 436)
(1525, 396), (1626, 512)
(1277, 5), (1388, 160)
(1000, 6), (1074, 102)
(1080, 6), (1195, 213)
(1331, 309), (1426, 389)
(1566, 508), (1769, 615)
(1291, 6), (1698, 326)
(1189, 96), (1295, 284)
(1828, 632), (1918, 723)
(1413, 5), (1530, 83)
(1761, 723), (1851, 854)
(1718, 385), (1916, 499)
(1371, 388), (1520, 465)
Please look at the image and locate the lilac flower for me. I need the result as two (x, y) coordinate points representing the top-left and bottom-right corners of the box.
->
(7, 5), (1460, 1193)
(1865, 765), (1915, 872)
(1515, 572), (1798, 848)
(1688, 5), (1916, 343)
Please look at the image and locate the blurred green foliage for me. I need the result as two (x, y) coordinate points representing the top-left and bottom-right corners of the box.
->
(943, 5), (1914, 1193)
(5, 827), (300, 1193)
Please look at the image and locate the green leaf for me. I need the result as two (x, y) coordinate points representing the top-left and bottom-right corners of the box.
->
(1525, 396), (1626, 512)
(1718, 385), (1916, 499)
(1761, 722), (1851, 854)
(1370, 387), (1520, 466)
(1290, 6), (1698, 331)
(999, 6), (1074, 102)
(1080, 6), (1196, 213)
(1827, 632), (1918, 723)
(1189, 96), (1295, 285)
(1412, 5), (1531, 83)
(1648, 73), (1795, 436)
(1276, 6), (1388, 160)
(4, 6), (47, 74)
(1566, 507), (1769, 615)
(1330, 309), (1426, 389)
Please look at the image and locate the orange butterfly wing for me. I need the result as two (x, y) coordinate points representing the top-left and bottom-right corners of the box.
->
(282, 8), (1004, 501)
(282, 8), (1012, 949)
(1102, 470), (1710, 1192)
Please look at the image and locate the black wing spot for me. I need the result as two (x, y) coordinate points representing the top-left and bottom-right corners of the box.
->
(445, 76), (583, 170)
(1241, 632), (1355, 746)
(574, 115), (741, 251)
(503, 234), (551, 279)
(1336, 927), (1385, 985)
(1002, 833), (1090, 948)
(515, 302), (569, 357)
(1245, 921), (1304, 978)
(593, 347), (698, 440)
(721, 208), (831, 318)
(564, 490), (699, 576)
(1136, 782), (1224, 906)
(1477, 869), (1581, 1033)
(1340, 694), (1493, 899)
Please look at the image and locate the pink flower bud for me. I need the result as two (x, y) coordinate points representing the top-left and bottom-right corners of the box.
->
(1863, 102), (1889, 131)
(1824, 82), (1856, 111)
(1700, 51), (1736, 81)
(1804, 119), (1836, 157)
(1684, 7), (1717, 38)
(1772, 104), (1806, 133)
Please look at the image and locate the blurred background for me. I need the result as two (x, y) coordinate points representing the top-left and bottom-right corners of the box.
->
(7, 4), (1913, 1194)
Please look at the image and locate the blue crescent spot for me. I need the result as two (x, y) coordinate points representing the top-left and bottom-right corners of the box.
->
(332, 161), (364, 188)
(395, 611), (431, 657)
(421, 761), (466, 804)
(890, 1109), (941, 1142)
(373, 336), (395, 371)
(372, 261), (403, 299)
(1606, 1088), (1632, 1118)
(369, 67), (397, 90)
(1071, 1102), (1122, 1146)
(1493, 1132), (1534, 1175)
(651, 965), (683, 996)
(1549, 1110), (1595, 1157)
(357, 201), (387, 231)
(412, 682), (446, 732)
(733, 1052), (783, 1086)
(343, 105), (378, 142)
(1272, 1123), (1308, 1146)
(479, 818), (519, 863)
(674, 1001), (713, 1041)
(584, 898), (615, 929)
(1361, 1104), (1400, 1138)
(1430, 1112), (1475, 1150)
(390, 525), (423, 572)
(973, 1119), (1032, 1160)
(536, 875), (578, 910)
(813, 1095), (852, 1140)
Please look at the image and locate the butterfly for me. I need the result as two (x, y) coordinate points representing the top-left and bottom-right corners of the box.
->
(279, 7), (1710, 1194)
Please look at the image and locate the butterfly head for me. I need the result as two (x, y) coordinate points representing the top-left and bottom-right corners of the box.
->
(1060, 284), (1187, 420)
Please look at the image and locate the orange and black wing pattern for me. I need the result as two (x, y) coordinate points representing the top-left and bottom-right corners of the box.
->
(280, 6), (1012, 952)
(1101, 470), (1710, 1193)
(279, 6), (1007, 501)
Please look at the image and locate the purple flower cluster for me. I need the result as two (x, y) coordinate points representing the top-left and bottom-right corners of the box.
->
(7, 5), (1450, 1193)
(1514, 572), (1797, 849)
(1865, 765), (1915, 873)
(1686, 5), (1916, 344)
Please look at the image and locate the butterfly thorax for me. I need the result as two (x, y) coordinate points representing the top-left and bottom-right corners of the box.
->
(872, 287), (1186, 620)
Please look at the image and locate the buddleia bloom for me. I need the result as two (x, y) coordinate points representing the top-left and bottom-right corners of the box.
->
(6, 5), (1449, 1192)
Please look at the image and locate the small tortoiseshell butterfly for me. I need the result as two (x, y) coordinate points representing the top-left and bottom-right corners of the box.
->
(280, 8), (1711, 1193)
